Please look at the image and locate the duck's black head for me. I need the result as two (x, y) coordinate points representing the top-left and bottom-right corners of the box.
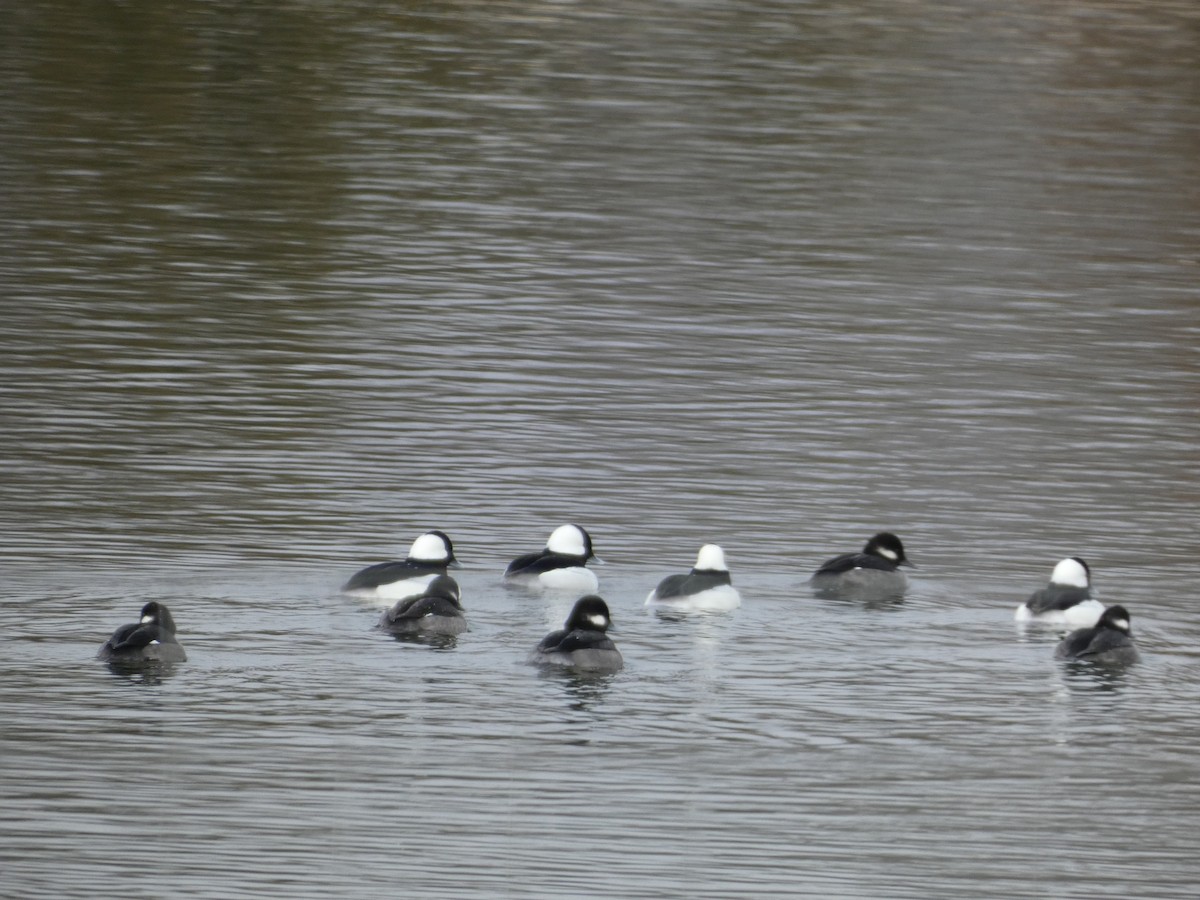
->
(1098, 605), (1132, 634)
(425, 574), (464, 609)
(565, 595), (611, 632)
(864, 532), (912, 568)
(140, 602), (177, 634)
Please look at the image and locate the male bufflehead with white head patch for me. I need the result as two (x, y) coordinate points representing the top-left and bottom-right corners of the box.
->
(505, 524), (600, 594)
(645, 544), (741, 612)
(1014, 557), (1104, 627)
(342, 530), (460, 603)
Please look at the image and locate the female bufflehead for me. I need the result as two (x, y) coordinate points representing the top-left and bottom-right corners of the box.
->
(810, 532), (913, 597)
(1055, 604), (1139, 665)
(377, 574), (467, 637)
(530, 595), (623, 671)
(504, 524), (600, 594)
(342, 530), (460, 603)
(645, 544), (741, 612)
(98, 602), (187, 664)
(1014, 557), (1105, 627)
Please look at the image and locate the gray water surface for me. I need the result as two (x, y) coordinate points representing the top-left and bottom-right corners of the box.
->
(3, 2), (1199, 897)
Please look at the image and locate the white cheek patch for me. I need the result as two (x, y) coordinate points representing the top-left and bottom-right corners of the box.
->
(877, 548), (898, 562)
(141, 615), (154, 624)
(1112, 617), (1129, 632)
(587, 614), (607, 628)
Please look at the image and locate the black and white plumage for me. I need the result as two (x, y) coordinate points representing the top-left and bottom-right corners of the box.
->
(530, 595), (622, 671)
(1055, 605), (1139, 665)
(1014, 557), (1104, 627)
(98, 602), (187, 664)
(504, 524), (600, 594)
(645, 544), (741, 612)
(810, 532), (912, 598)
(342, 530), (460, 603)
(377, 574), (467, 637)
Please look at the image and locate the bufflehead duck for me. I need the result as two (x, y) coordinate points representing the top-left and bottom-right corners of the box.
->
(377, 574), (467, 637)
(1014, 557), (1104, 627)
(810, 532), (912, 598)
(645, 544), (741, 612)
(504, 524), (600, 594)
(1055, 604), (1139, 665)
(98, 602), (187, 664)
(342, 530), (460, 603)
(530, 595), (623, 671)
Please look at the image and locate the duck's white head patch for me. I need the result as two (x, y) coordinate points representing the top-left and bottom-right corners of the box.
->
(547, 524), (587, 556)
(694, 544), (728, 571)
(1050, 557), (1089, 588)
(409, 532), (450, 562)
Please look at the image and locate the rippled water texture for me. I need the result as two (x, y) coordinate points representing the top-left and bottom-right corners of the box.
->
(2, 1), (1199, 897)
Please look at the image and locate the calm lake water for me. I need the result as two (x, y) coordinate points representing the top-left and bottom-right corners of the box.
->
(2, 1), (1199, 897)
